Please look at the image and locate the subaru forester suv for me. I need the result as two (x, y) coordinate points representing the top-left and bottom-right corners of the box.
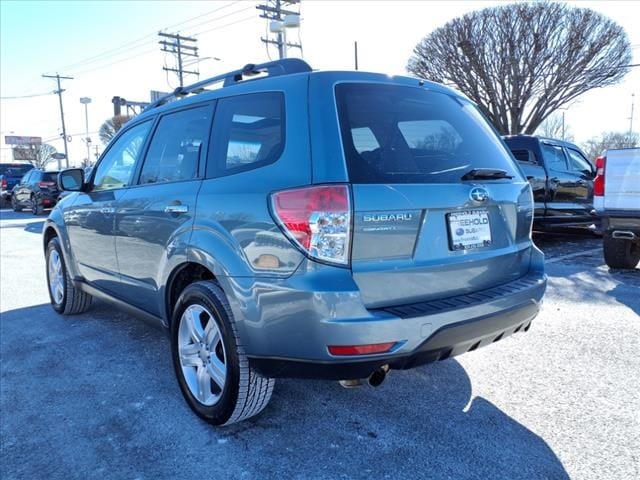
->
(45, 59), (546, 426)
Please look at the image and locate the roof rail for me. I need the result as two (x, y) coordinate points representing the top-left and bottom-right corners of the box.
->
(146, 58), (312, 111)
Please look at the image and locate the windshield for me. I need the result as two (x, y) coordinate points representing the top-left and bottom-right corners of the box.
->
(335, 83), (520, 184)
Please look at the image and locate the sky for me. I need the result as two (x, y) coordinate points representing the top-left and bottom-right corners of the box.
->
(1, 0), (639, 166)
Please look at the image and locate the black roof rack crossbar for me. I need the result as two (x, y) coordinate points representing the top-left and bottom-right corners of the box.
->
(146, 58), (312, 111)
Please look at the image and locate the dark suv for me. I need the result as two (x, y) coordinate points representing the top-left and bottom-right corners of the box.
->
(12, 169), (60, 214)
(45, 59), (546, 426)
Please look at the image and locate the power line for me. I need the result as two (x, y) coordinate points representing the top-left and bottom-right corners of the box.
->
(50, 2), (242, 73)
(190, 14), (256, 38)
(1, 92), (53, 100)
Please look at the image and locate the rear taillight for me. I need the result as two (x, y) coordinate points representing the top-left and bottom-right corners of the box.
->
(1, 177), (6, 187)
(39, 181), (56, 188)
(594, 155), (606, 197)
(270, 185), (352, 266)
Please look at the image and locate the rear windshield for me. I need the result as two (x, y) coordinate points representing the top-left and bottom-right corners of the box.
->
(335, 84), (520, 183)
(0, 164), (33, 176)
(42, 172), (59, 183)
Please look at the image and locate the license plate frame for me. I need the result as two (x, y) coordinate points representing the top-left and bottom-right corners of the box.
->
(447, 209), (492, 251)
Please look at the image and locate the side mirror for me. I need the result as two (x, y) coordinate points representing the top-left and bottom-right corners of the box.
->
(58, 168), (85, 192)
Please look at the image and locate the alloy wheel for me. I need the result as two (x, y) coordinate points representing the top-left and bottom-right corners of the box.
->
(177, 304), (227, 406)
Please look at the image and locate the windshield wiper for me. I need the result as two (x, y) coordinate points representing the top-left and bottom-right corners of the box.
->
(461, 168), (513, 181)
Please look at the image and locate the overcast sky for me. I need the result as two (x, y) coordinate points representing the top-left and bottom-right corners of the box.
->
(1, 0), (638, 165)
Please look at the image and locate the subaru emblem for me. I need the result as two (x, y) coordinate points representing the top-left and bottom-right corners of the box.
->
(470, 187), (489, 203)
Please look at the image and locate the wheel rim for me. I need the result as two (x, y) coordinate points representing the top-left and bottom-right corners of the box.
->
(48, 250), (65, 305)
(178, 304), (227, 406)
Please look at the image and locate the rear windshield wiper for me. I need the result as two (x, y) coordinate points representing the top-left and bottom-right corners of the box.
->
(461, 168), (513, 181)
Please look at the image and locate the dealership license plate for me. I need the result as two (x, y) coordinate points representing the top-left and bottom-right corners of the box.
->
(447, 209), (492, 251)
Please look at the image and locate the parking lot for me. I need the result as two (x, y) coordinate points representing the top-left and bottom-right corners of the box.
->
(1, 208), (638, 480)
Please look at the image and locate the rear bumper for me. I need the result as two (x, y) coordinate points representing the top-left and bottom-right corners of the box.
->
(250, 300), (539, 379)
(233, 246), (546, 380)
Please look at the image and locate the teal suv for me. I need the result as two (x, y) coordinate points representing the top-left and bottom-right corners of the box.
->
(45, 59), (546, 426)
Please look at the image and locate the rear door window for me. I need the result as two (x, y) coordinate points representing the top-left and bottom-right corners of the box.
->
(139, 105), (211, 185)
(207, 92), (284, 177)
(335, 83), (520, 183)
(541, 144), (569, 171)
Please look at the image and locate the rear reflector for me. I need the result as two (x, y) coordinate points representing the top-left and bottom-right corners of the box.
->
(328, 342), (396, 356)
(270, 185), (351, 265)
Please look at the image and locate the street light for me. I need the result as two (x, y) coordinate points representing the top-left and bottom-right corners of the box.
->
(79, 97), (92, 166)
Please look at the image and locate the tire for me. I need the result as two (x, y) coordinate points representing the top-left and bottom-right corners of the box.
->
(46, 237), (93, 314)
(171, 281), (275, 426)
(11, 195), (20, 212)
(31, 195), (43, 215)
(603, 233), (640, 269)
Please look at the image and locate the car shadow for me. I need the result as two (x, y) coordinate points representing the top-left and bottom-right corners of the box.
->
(1, 303), (569, 480)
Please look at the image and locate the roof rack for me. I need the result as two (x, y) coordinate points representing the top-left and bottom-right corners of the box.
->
(146, 58), (312, 111)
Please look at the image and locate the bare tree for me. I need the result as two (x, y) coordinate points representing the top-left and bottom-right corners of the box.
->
(99, 115), (131, 145)
(535, 113), (574, 142)
(582, 131), (639, 161)
(12, 143), (58, 168)
(407, 2), (631, 135)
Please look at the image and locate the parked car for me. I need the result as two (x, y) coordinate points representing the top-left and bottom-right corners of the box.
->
(11, 169), (60, 215)
(593, 148), (640, 268)
(0, 163), (34, 206)
(503, 135), (597, 229)
(44, 59), (546, 426)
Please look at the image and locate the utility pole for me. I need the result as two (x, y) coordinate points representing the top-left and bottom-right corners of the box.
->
(630, 93), (635, 136)
(159, 32), (199, 87)
(257, 0), (302, 59)
(354, 41), (359, 70)
(42, 73), (73, 168)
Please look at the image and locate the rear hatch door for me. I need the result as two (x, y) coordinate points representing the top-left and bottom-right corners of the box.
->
(335, 83), (533, 308)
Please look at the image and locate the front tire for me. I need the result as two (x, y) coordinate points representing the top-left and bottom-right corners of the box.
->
(46, 237), (93, 314)
(603, 233), (640, 269)
(171, 281), (274, 426)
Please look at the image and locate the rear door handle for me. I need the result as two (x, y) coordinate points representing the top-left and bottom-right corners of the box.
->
(164, 205), (188, 214)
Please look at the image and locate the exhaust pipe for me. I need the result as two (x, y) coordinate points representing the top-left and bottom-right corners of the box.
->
(339, 379), (363, 389)
(368, 365), (389, 387)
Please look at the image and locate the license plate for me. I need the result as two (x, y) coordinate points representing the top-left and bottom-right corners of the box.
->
(447, 209), (492, 251)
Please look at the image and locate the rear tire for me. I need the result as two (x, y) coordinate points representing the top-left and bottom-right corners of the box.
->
(11, 195), (20, 212)
(46, 237), (93, 314)
(171, 281), (275, 426)
(603, 233), (640, 269)
(31, 195), (43, 215)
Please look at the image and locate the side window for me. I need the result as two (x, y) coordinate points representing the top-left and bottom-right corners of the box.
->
(566, 148), (593, 173)
(541, 144), (568, 171)
(139, 105), (211, 185)
(92, 121), (152, 192)
(511, 149), (537, 165)
(397, 120), (463, 152)
(208, 92), (284, 176)
(351, 127), (380, 154)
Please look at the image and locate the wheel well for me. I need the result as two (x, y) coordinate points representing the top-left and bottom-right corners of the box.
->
(167, 263), (215, 322)
(43, 227), (57, 251)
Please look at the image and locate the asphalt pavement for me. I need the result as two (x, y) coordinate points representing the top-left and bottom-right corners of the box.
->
(1, 209), (638, 480)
